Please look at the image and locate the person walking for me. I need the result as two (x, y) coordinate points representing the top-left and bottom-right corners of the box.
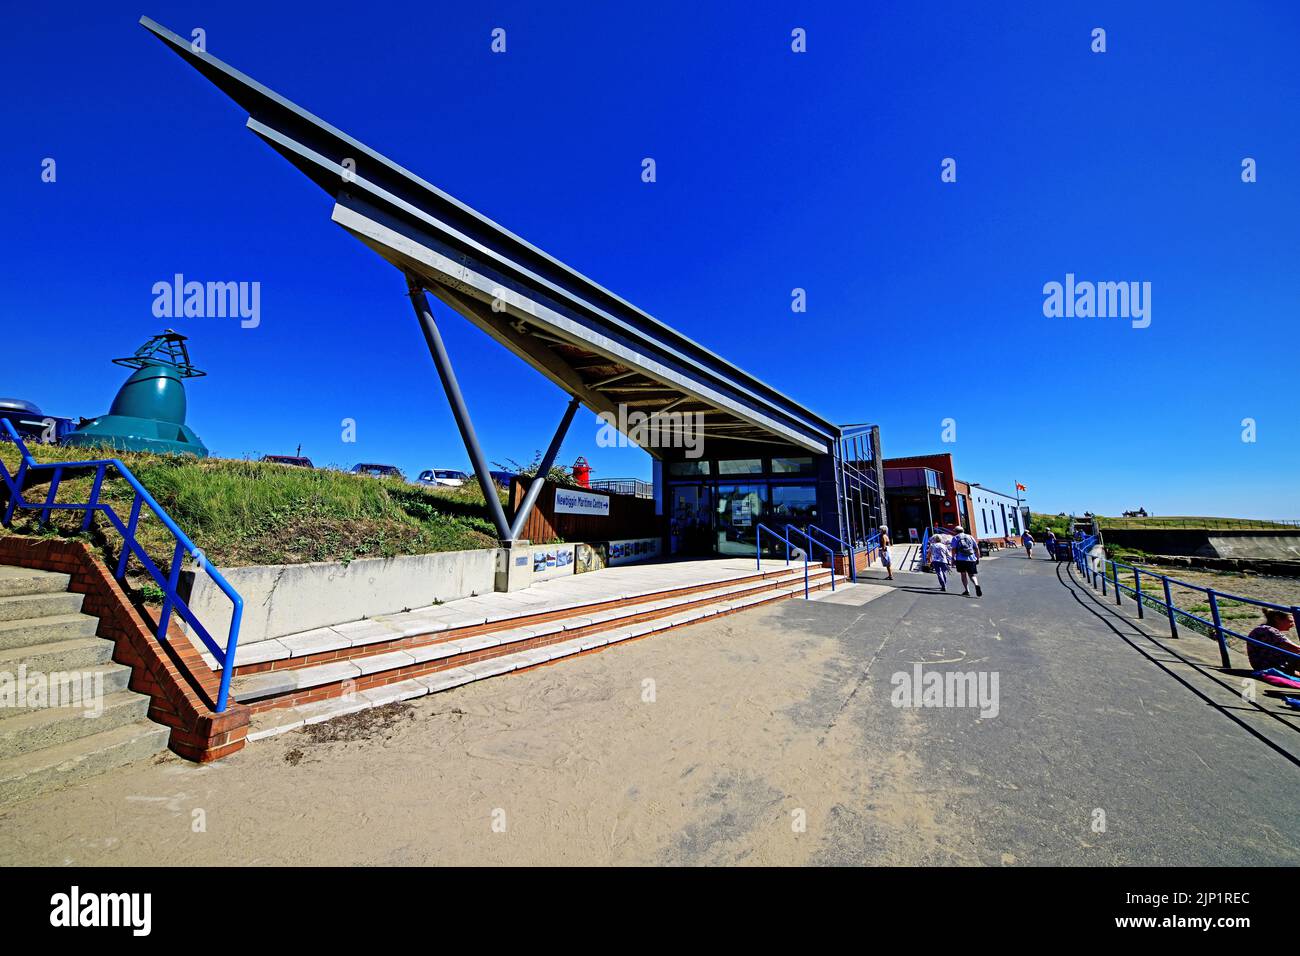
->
(1044, 530), (1058, 560)
(929, 530), (952, 591)
(1021, 529), (1035, 559)
(878, 525), (894, 581)
(950, 525), (982, 597)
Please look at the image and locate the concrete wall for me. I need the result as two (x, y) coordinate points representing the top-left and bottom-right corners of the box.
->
(178, 549), (498, 647)
(1101, 528), (1300, 561)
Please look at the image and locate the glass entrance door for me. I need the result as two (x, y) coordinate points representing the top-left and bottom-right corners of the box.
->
(714, 484), (766, 556)
(669, 485), (712, 556)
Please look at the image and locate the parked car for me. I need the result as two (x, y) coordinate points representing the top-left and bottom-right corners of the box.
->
(351, 463), (404, 479)
(416, 468), (470, 488)
(260, 454), (314, 468)
(0, 398), (76, 445)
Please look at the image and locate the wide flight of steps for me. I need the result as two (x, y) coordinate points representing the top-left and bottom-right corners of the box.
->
(0, 566), (169, 805)
(239, 562), (837, 740)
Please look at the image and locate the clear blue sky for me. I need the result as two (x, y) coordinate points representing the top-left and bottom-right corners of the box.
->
(4, 1), (1298, 517)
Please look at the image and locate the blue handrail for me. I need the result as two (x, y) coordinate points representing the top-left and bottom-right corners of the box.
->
(862, 530), (881, 567)
(920, 527), (931, 568)
(785, 524), (836, 596)
(804, 523), (856, 583)
(756, 522), (828, 599)
(1070, 534), (1299, 672)
(755, 522), (792, 568)
(0, 419), (243, 711)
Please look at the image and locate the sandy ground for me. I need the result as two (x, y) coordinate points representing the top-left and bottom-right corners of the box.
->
(0, 593), (934, 866)
(4, 556), (1298, 866)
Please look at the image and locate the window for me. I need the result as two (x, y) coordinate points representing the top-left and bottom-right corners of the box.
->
(718, 459), (762, 475)
(770, 484), (818, 525)
(668, 460), (711, 477)
(771, 457), (816, 475)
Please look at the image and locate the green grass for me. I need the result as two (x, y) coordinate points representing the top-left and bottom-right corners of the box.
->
(1, 442), (502, 583)
(1029, 512), (1072, 538)
(1097, 515), (1299, 531)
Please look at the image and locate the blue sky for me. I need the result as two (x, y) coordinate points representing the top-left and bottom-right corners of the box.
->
(4, 1), (1298, 517)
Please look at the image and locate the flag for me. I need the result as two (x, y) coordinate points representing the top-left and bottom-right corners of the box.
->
(1015, 482), (1027, 492)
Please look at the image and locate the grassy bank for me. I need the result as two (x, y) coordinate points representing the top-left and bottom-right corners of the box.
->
(1097, 515), (1299, 531)
(0, 442), (502, 582)
(1029, 512), (1072, 537)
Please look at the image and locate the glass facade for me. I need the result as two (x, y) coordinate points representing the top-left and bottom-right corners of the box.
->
(668, 460), (711, 477)
(771, 456), (816, 475)
(665, 453), (828, 556)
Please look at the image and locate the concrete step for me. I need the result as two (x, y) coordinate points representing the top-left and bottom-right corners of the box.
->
(0, 590), (85, 622)
(246, 577), (834, 740)
(0, 690), (151, 760)
(227, 561), (823, 671)
(0, 636), (116, 673)
(0, 719), (170, 806)
(0, 612), (100, 651)
(234, 566), (835, 704)
(0, 662), (133, 715)
(0, 567), (71, 598)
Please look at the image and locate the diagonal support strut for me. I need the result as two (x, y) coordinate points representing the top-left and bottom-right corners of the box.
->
(508, 394), (581, 541)
(406, 275), (514, 542)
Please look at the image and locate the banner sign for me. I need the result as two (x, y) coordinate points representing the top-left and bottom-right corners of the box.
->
(554, 488), (610, 517)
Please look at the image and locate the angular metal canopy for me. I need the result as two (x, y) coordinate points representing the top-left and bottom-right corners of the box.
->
(140, 16), (840, 456)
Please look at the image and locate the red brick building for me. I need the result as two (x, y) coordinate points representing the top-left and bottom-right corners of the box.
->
(883, 453), (1026, 545)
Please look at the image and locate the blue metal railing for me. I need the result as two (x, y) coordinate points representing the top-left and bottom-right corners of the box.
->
(804, 523), (856, 583)
(859, 530), (881, 569)
(1070, 535), (1300, 673)
(755, 522), (833, 600)
(0, 419), (244, 711)
(919, 527), (931, 569)
(784, 525), (836, 596)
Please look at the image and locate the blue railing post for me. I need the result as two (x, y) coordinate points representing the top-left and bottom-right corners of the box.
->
(1163, 577), (1178, 638)
(116, 494), (144, 580)
(1207, 590), (1231, 668)
(157, 540), (184, 639)
(1101, 562), (1107, 596)
(39, 466), (62, 526)
(1113, 561), (1122, 606)
(1133, 567), (1144, 618)
(81, 464), (106, 532)
(2, 458), (27, 526)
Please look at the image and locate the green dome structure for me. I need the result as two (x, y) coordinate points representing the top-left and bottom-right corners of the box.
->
(64, 330), (210, 458)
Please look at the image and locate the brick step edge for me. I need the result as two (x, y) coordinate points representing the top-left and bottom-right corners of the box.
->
(234, 564), (837, 677)
(246, 577), (834, 739)
(239, 569), (837, 709)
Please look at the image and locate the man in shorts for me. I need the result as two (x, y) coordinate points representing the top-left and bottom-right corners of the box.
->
(950, 525), (982, 597)
(878, 525), (894, 580)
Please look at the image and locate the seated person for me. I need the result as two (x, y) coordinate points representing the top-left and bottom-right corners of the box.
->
(1246, 609), (1300, 676)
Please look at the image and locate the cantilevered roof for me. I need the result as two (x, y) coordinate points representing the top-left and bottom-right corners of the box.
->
(140, 16), (839, 455)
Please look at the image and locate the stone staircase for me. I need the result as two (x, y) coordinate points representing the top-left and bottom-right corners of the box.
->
(0, 566), (169, 805)
(241, 562), (837, 741)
